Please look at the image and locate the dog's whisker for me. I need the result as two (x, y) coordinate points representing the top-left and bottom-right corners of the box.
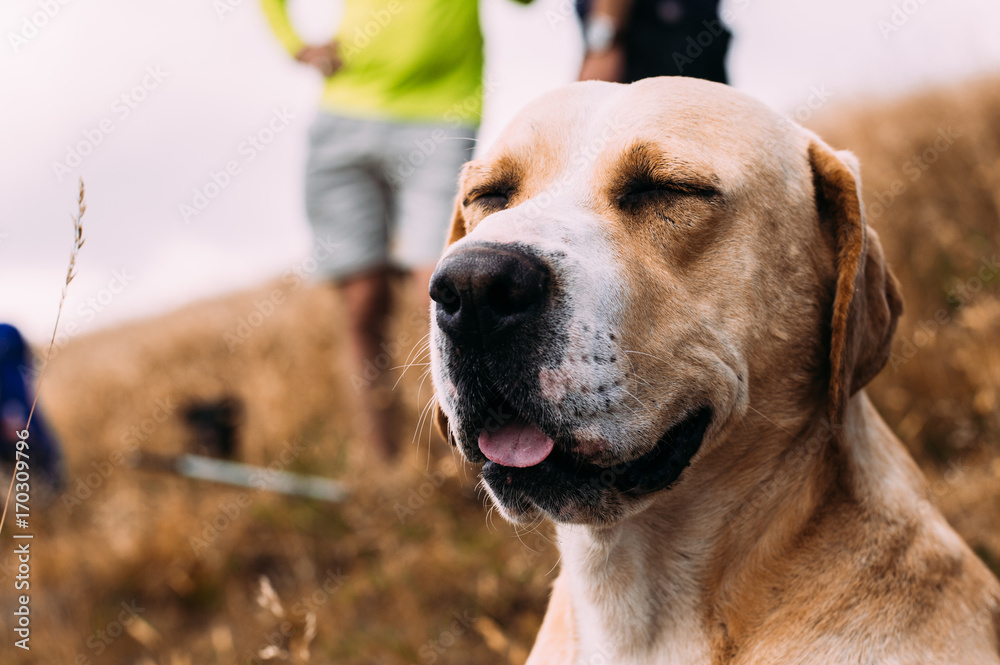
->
(450, 444), (466, 485)
(407, 367), (435, 438)
(513, 523), (531, 549)
(412, 394), (436, 441)
(480, 482), (500, 534)
(415, 366), (434, 402)
(425, 405), (434, 471)
(401, 331), (431, 365)
(631, 373), (658, 390)
(617, 388), (646, 416)
(392, 337), (431, 391)
(744, 404), (800, 440)
(391, 361), (429, 371)
(620, 349), (674, 394)
(621, 348), (670, 364)
(411, 386), (434, 433)
(526, 518), (552, 545)
(391, 346), (429, 370)
(412, 395), (437, 464)
(545, 552), (563, 578)
(395, 336), (431, 375)
(620, 351), (661, 394)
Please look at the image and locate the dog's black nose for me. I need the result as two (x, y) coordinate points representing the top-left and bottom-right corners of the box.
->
(430, 245), (549, 340)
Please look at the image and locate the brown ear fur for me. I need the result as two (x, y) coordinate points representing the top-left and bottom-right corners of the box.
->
(432, 194), (469, 444)
(809, 141), (903, 423)
(433, 402), (453, 445)
(444, 193), (469, 246)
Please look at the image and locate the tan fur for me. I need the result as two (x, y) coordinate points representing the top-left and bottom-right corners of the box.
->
(432, 78), (1000, 664)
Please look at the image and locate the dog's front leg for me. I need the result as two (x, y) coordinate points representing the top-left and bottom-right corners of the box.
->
(526, 572), (577, 665)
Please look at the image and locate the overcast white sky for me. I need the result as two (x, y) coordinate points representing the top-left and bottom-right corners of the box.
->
(1, 0), (999, 342)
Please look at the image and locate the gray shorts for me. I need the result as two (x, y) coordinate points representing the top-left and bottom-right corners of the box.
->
(304, 113), (476, 281)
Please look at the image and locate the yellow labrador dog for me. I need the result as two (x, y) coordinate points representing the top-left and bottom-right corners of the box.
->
(428, 78), (1000, 664)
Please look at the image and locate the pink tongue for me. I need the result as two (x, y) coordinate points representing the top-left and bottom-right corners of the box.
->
(478, 421), (555, 468)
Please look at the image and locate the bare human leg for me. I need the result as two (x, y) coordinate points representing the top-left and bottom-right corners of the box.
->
(411, 266), (435, 315)
(338, 265), (439, 462)
(338, 267), (398, 460)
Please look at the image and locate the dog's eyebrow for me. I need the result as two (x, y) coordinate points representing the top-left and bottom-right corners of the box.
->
(461, 155), (523, 206)
(614, 142), (721, 195)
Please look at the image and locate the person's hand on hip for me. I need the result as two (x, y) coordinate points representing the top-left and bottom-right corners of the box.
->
(296, 41), (342, 77)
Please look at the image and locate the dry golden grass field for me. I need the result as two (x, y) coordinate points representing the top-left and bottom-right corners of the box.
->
(3, 76), (999, 664)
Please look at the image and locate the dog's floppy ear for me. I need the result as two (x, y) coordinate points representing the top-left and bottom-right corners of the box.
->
(433, 402), (454, 446)
(809, 140), (903, 424)
(432, 193), (468, 446)
(444, 190), (468, 246)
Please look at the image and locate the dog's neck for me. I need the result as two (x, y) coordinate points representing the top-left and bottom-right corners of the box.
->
(557, 515), (717, 664)
(554, 393), (927, 664)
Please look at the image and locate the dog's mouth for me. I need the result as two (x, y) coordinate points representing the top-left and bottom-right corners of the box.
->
(474, 406), (712, 522)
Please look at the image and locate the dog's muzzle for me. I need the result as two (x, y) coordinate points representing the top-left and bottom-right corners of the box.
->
(429, 242), (567, 478)
(430, 243), (712, 522)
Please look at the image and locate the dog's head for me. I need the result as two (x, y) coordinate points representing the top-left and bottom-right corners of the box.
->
(429, 78), (901, 526)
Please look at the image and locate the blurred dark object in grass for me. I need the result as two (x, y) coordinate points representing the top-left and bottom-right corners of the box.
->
(183, 395), (243, 459)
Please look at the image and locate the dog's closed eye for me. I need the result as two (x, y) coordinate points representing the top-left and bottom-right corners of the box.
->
(613, 143), (721, 218)
(616, 178), (718, 215)
(466, 188), (513, 211)
(618, 179), (684, 209)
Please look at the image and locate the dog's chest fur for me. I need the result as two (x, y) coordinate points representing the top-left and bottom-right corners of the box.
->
(559, 524), (714, 665)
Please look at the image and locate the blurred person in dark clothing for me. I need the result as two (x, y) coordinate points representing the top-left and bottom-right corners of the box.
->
(578, 0), (730, 83)
(0, 324), (65, 491)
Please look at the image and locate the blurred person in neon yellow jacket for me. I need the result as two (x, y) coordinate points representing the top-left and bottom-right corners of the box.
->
(261, 0), (528, 461)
